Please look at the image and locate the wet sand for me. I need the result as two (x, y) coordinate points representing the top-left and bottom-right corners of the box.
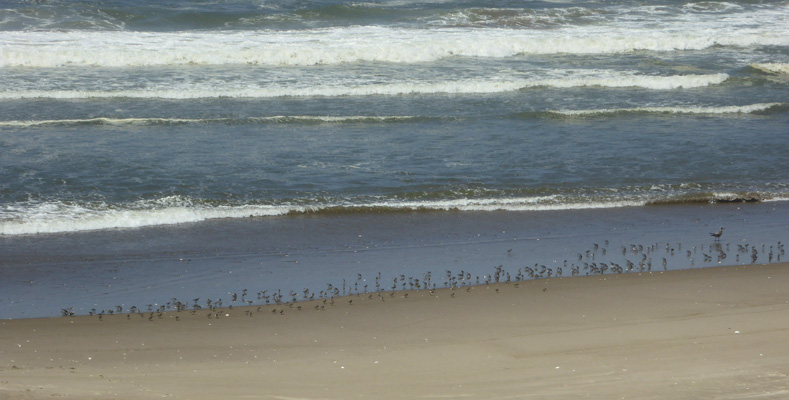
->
(2, 262), (788, 399)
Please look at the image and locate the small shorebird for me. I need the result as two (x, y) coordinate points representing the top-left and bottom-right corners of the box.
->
(710, 227), (724, 241)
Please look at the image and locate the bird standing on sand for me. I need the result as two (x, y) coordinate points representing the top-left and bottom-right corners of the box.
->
(710, 227), (724, 241)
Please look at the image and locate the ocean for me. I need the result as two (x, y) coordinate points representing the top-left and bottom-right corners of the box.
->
(1, 0), (788, 318)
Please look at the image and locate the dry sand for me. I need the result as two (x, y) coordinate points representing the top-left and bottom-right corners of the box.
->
(2, 263), (788, 399)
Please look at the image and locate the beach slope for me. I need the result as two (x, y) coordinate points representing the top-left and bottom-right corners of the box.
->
(2, 263), (788, 399)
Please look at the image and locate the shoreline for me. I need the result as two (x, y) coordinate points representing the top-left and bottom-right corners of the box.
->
(5, 261), (787, 322)
(2, 201), (788, 320)
(2, 263), (789, 399)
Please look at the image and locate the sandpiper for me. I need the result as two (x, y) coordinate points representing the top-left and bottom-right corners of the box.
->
(710, 227), (724, 240)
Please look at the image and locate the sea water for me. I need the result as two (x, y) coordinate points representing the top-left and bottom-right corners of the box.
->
(1, 0), (788, 317)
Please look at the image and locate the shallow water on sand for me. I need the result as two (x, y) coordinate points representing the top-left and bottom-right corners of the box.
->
(1, 202), (787, 319)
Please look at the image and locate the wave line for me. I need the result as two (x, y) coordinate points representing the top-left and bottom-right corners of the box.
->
(549, 102), (785, 116)
(0, 115), (424, 128)
(2, 26), (787, 68)
(3, 191), (786, 235)
(0, 73), (730, 100)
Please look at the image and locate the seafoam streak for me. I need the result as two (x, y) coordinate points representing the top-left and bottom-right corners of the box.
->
(0, 116), (422, 128)
(1, 200), (643, 235)
(1, 25), (786, 67)
(0, 198), (292, 235)
(552, 102), (785, 116)
(0, 73), (730, 99)
(4, 186), (789, 235)
(751, 63), (789, 75)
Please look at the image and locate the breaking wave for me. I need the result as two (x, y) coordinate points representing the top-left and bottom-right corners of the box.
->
(3, 190), (787, 235)
(750, 63), (789, 75)
(549, 102), (786, 116)
(0, 73), (730, 100)
(2, 26), (786, 68)
(0, 115), (427, 128)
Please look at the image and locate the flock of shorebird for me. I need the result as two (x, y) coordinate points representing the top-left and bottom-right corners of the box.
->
(61, 231), (784, 319)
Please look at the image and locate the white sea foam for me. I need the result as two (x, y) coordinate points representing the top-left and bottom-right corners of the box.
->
(0, 72), (729, 100)
(751, 63), (789, 75)
(553, 102), (784, 116)
(0, 117), (197, 127)
(358, 197), (647, 212)
(1, 23), (786, 68)
(6, 189), (788, 235)
(0, 198), (294, 235)
(0, 116), (420, 128)
(0, 196), (650, 235)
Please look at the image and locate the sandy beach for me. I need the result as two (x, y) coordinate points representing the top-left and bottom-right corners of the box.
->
(2, 0), (788, 397)
(2, 262), (788, 399)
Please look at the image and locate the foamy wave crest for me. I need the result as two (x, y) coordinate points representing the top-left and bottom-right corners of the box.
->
(1, 25), (786, 67)
(0, 73), (729, 100)
(551, 102), (784, 116)
(750, 63), (789, 75)
(0, 116), (422, 128)
(0, 197), (294, 236)
(0, 117), (198, 128)
(5, 188), (785, 235)
(351, 197), (646, 212)
(1, 196), (649, 235)
(534, 73), (729, 90)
